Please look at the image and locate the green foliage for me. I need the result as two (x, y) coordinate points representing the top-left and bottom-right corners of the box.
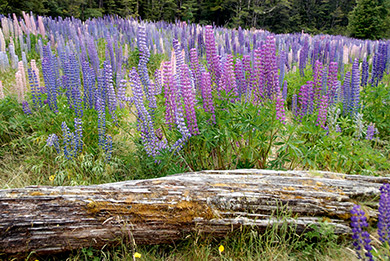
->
(348, 0), (388, 40)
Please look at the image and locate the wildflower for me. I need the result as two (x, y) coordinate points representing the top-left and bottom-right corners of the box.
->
(218, 245), (224, 253)
(49, 175), (55, 181)
(378, 183), (390, 244)
(350, 205), (373, 261)
(134, 252), (141, 258)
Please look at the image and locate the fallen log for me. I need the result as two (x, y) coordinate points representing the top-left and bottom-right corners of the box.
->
(0, 169), (388, 255)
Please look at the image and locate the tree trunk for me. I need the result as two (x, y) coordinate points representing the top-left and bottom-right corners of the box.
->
(0, 169), (387, 256)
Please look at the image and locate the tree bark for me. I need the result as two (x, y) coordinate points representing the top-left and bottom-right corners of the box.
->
(0, 169), (387, 255)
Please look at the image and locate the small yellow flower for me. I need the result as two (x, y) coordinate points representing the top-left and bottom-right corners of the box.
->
(49, 175), (55, 181)
(134, 252), (142, 258)
(219, 245), (224, 253)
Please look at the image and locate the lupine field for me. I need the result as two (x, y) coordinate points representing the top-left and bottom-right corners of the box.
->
(0, 11), (390, 260)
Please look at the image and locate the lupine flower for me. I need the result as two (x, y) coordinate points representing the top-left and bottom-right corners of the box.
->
(378, 183), (390, 245)
(316, 95), (328, 129)
(162, 62), (176, 129)
(200, 70), (216, 123)
(189, 48), (201, 91)
(74, 118), (83, 155)
(327, 62), (339, 105)
(62, 121), (72, 160)
(180, 64), (198, 135)
(350, 205), (373, 261)
(299, 40), (309, 77)
(313, 60), (323, 105)
(105, 62), (117, 122)
(366, 123), (378, 141)
(350, 58), (360, 117)
(22, 101), (32, 115)
(275, 94), (286, 124)
(361, 60), (369, 87)
(46, 133), (60, 153)
(205, 25), (221, 83)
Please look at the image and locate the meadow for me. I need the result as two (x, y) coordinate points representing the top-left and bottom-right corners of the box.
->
(0, 12), (389, 260)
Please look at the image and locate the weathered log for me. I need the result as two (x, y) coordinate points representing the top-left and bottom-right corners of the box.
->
(0, 169), (388, 255)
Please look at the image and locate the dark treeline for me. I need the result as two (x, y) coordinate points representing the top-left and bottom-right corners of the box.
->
(1, 0), (390, 39)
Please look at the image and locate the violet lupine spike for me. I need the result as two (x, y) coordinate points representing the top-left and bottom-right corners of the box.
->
(282, 80), (288, 100)
(154, 69), (162, 95)
(298, 83), (311, 119)
(104, 62), (117, 122)
(180, 64), (198, 135)
(299, 40), (309, 77)
(200, 70), (216, 124)
(361, 60), (369, 87)
(366, 123), (377, 140)
(350, 58), (360, 117)
(189, 48), (201, 91)
(264, 36), (280, 100)
(137, 26), (151, 97)
(81, 61), (96, 110)
(46, 133), (60, 154)
(313, 60), (323, 105)
(28, 67), (42, 108)
(22, 101), (32, 115)
(341, 71), (351, 116)
(292, 94), (298, 118)
(42, 56), (58, 113)
(316, 95), (328, 129)
(205, 25), (221, 83)
(235, 58), (246, 98)
(162, 62), (176, 130)
(350, 205), (374, 261)
(327, 62), (339, 105)
(220, 54), (239, 99)
(252, 47), (265, 104)
(130, 68), (166, 157)
(275, 95), (286, 124)
(378, 183), (390, 245)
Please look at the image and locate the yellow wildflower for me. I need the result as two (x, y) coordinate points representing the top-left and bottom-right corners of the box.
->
(134, 252), (142, 258)
(219, 245), (224, 253)
(49, 175), (55, 181)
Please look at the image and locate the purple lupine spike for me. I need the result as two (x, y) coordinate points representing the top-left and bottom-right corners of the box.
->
(313, 60), (323, 105)
(275, 94), (286, 124)
(162, 61), (176, 129)
(104, 62), (117, 122)
(342, 71), (351, 116)
(316, 95), (328, 129)
(42, 56), (58, 113)
(130, 68), (166, 157)
(292, 94), (298, 118)
(180, 64), (198, 135)
(189, 48), (201, 91)
(154, 69), (162, 95)
(327, 62), (339, 105)
(252, 47), (265, 104)
(264, 36), (280, 99)
(361, 60), (369, 87)
(350, 205), (374, 261)
(350, 58), (360, 117)
(138, 26), (151, 96)
(28, 67), (42, 108)
(46, 133), (60, 154)
(220, 54), (239, 99)
(298, 83), (311, 119)
(299, 40), (309, 77)
(205, 25), (221, 83)
(378, 183), (390, 244)
(366, 123), (378, 140)
(104, 134), (113, 162)
(22, 101), (32, 115)
(235, 58), (246, 98)
(173, 38), (185, 91)
(282, 80), (288, 100)
(200, 70), (215, 123)
(279, 50), (286, 88)
(81, 61), (96, 110)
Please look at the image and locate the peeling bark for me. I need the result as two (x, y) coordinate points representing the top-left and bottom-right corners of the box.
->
(0, 169), (388, 255)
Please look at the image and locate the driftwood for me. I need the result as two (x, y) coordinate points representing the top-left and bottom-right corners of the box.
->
(0, 169), (388, 255)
